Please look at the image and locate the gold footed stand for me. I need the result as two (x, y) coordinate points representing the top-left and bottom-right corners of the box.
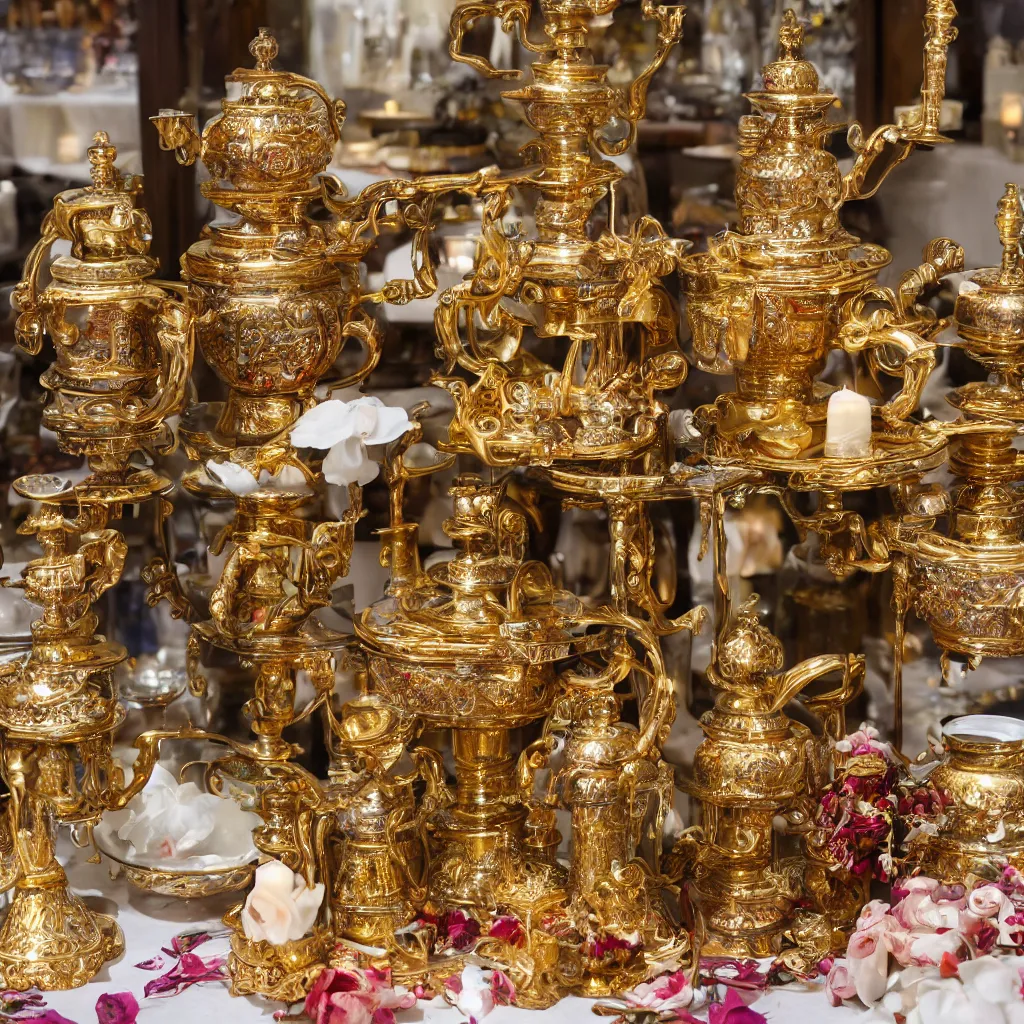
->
(431, 728), (541, 910)
(0, 867), (123, 991)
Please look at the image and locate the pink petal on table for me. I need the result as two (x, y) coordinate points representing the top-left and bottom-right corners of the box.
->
(1, 990), (46, 1013)
(143, 953), (227, 999)
(707, 989), (768, 1024)
(160, 929), (215, 958)
(95, 992), (139, 1024)
(132, 956), (166, 972)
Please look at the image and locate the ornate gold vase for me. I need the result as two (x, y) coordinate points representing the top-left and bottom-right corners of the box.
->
(910, 714), (1024, 881)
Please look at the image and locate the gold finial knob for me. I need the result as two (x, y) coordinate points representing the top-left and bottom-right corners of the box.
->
(88, 130), (118, 190)
(716, 596), (784, 684)
(249, 27), (278, 71)
(778, 9), (804, 61)
(997, 183), (1023, 286)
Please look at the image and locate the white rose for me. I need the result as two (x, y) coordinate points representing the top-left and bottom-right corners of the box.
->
(241, 859), (325, 946)
(290, 397), (413, 489)
(113, 764), (218, 859)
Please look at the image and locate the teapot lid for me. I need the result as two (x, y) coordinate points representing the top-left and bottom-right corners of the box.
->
(955, 184), (1024, 359)
(711, 596), (784, 689)
(222, 28), (345, 142)
(747, 10), (836, 112)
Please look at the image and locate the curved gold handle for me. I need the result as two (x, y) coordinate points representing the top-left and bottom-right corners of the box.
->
(149, 110), (201, 166)
(774, 653), (865, 718)
(324, 308), (383, 394)
(274, 72), (347, 142)
(597, 2), (685, 157)
(506, 560), (556, 620)
(570, 605), (706, 756)
(838, 273), (948, 431)
(801, 655), (866, 743)
(139, 293), (194, 435)
(449, 0), (535, 80)
(12, 213), (59, 356)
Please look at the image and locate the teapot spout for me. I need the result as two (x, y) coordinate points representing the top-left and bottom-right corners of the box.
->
(769, 652), (865, 722)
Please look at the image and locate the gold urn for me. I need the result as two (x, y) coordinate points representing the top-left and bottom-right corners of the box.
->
(910, 714), (1024, 881)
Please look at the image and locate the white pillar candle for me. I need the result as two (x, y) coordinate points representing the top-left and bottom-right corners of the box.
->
(825, 386), (872, 459)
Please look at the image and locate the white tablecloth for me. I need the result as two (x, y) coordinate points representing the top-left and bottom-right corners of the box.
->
(26, 846), (858, 1024)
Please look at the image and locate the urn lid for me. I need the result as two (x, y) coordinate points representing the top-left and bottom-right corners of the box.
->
(954, 184), (1024, 367)
(747, 10), (836, 112)
(194, 29), (345, 196)
(52, 132), (154, 267)
(712, 598), (784, 690)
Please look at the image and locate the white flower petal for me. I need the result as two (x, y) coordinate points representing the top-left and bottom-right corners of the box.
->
(360, 402), (414, 445)
(323, 436), (379, 487)
(206, 460), (259, 495)
(290, 400), (359, 449)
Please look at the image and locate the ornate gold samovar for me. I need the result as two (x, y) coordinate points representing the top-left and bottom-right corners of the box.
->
(683, 4), (961, 468)
(678, 599), (862, 957)
(151, 29), (491, 450)
(543, 618), (702, 995)
(0, 490), (128, 990)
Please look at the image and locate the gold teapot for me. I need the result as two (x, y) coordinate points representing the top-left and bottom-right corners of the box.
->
(152, 30), (361, 446)
(326, 695), (449, 947)
(681, 598), (863, 956)
(12, 132), (191, 478)
(910, 714), (1024, 881)
(153, 29), (343, 197)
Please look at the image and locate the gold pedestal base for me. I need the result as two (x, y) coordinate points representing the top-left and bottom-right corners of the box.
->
(226, 913), (330, 1003)
(0, 877), (124, 990)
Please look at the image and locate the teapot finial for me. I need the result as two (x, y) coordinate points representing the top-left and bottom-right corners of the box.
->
(249, 27), (279, 71)
(778, 9), (804, 61)
(997, 183), (1024, 287)
(88, 131), (119, 191)
(715, 596), (784, 686)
